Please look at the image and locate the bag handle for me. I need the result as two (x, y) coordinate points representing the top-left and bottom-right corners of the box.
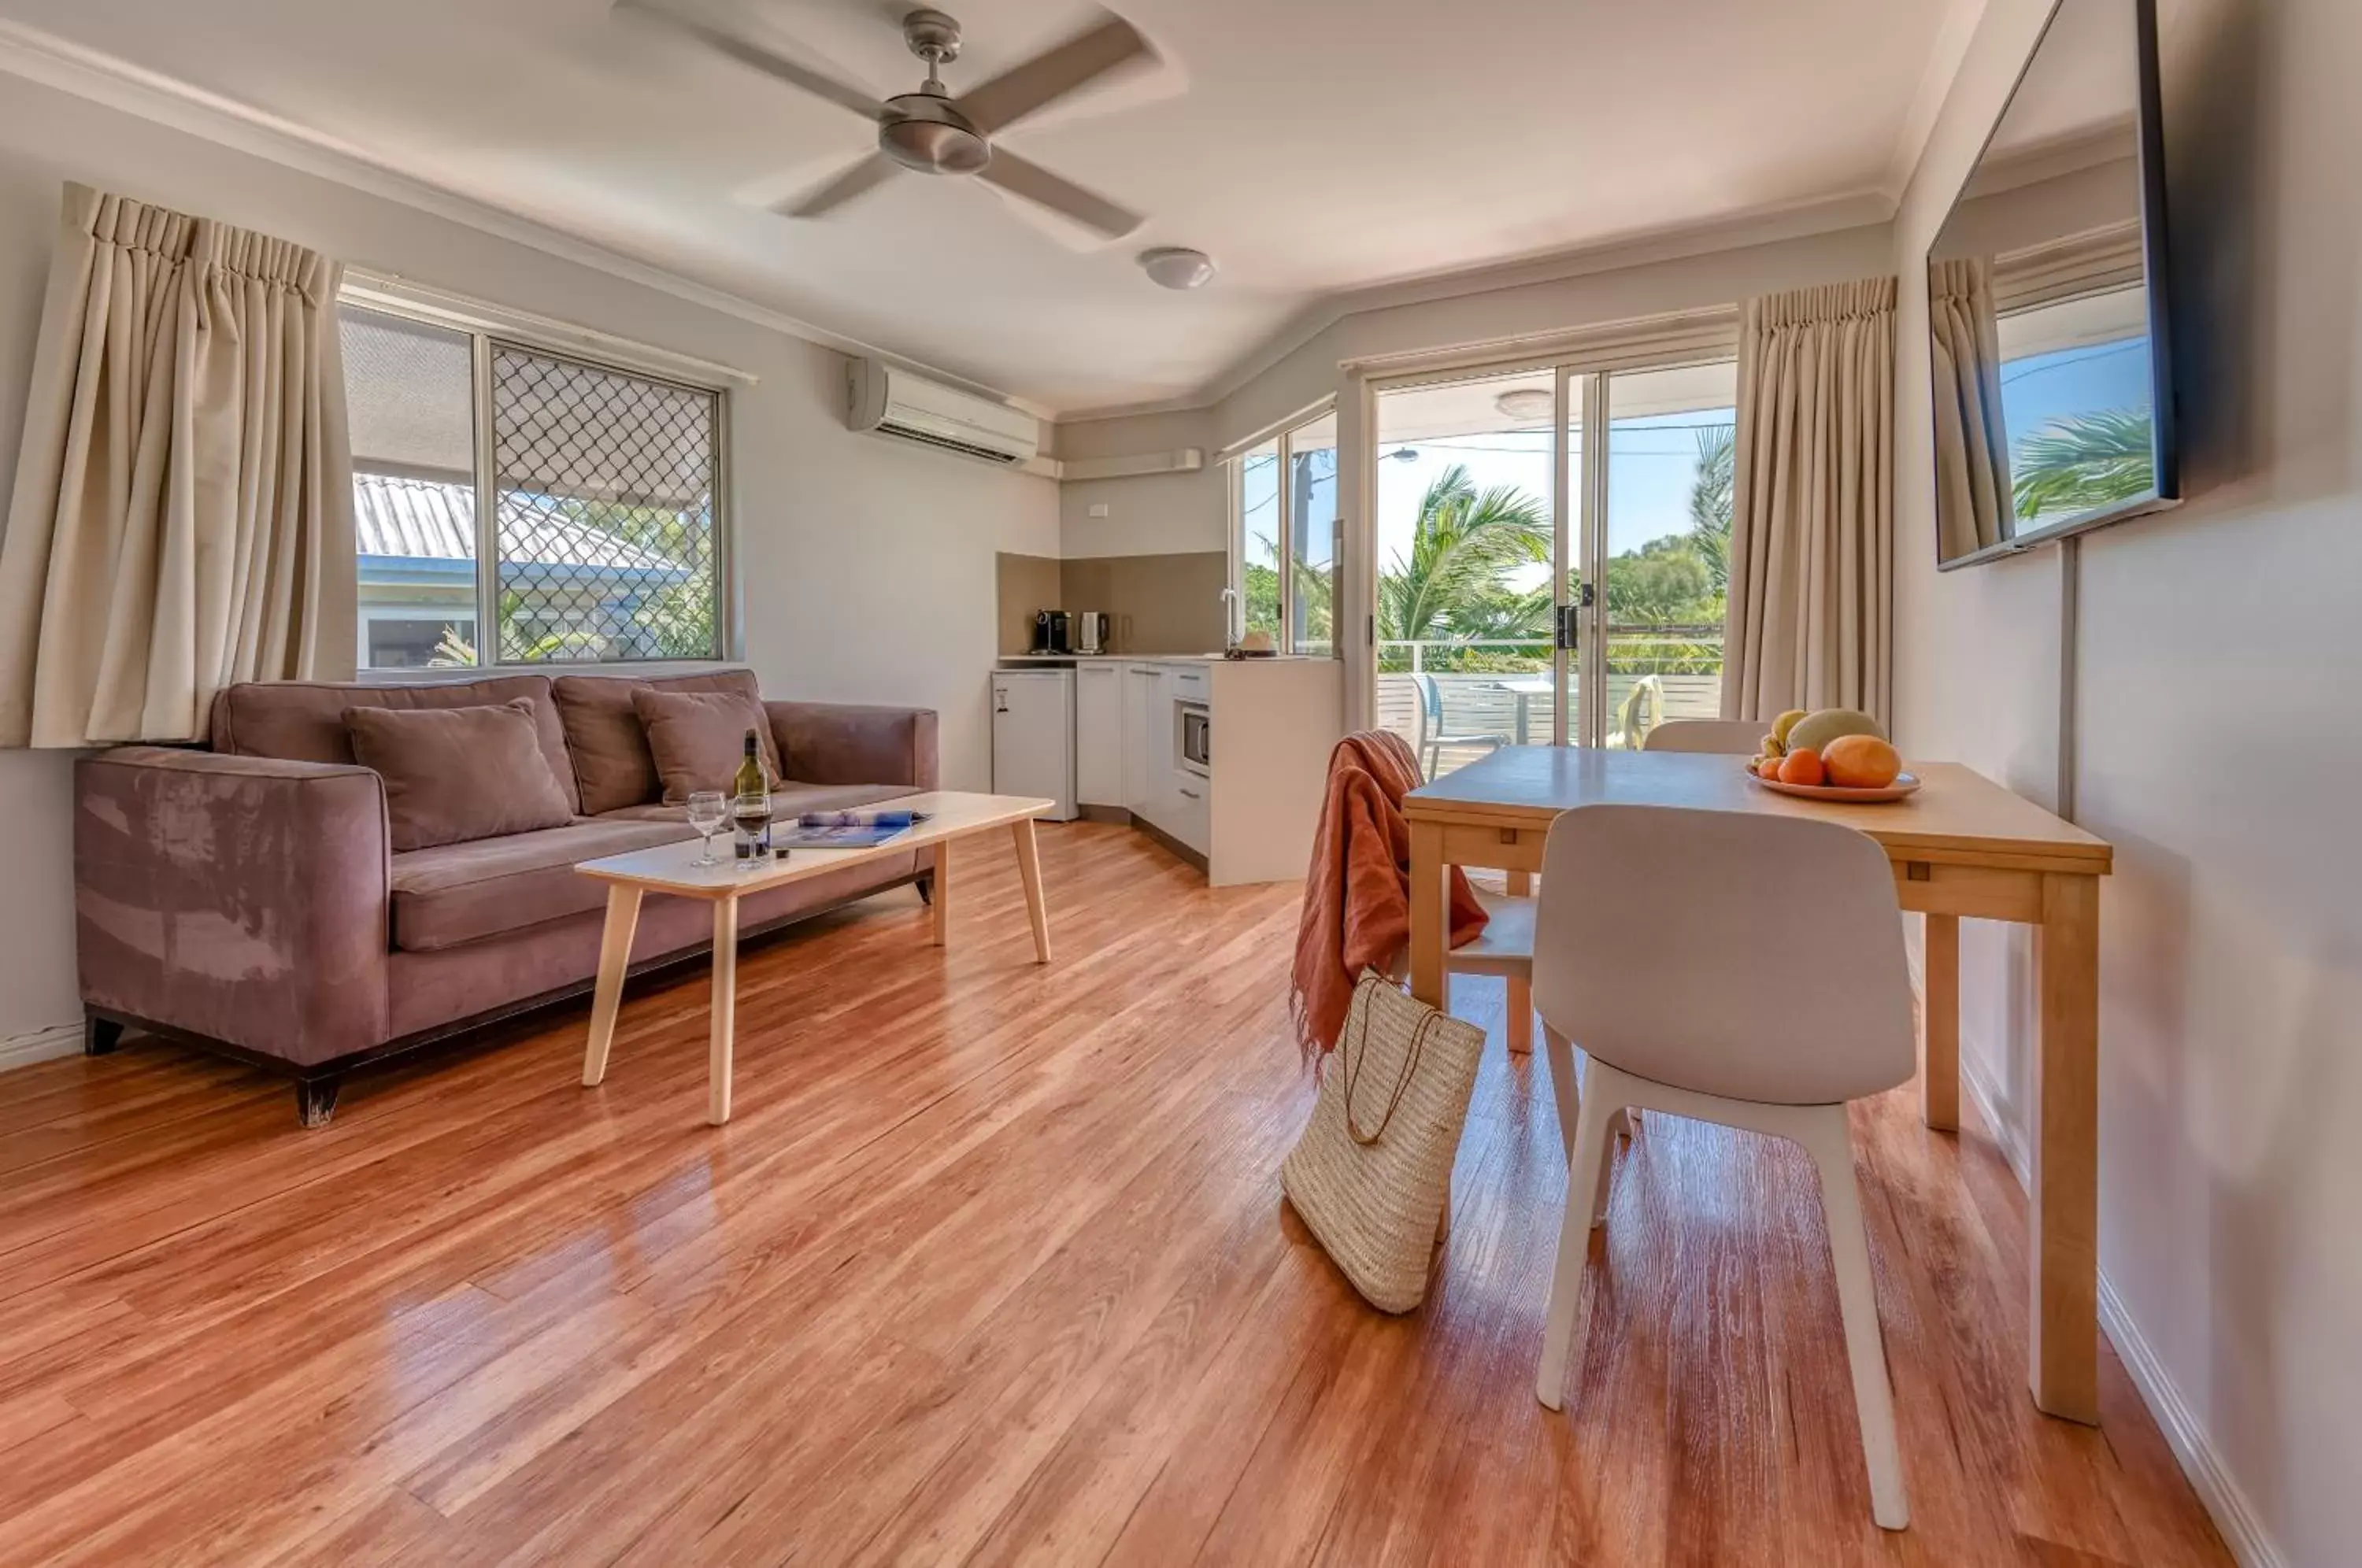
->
(1340, 974), (1446, 1147)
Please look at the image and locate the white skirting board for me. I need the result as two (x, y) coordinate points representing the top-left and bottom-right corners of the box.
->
(1934, 982), (2286, 1568)
(0, 1022), (82, 1073)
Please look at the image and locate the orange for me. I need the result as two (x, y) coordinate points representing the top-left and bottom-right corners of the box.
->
(1822, 734), (1902, 789)
(1757, 756), (1783, 780)
(1778, 747), (1825, 786)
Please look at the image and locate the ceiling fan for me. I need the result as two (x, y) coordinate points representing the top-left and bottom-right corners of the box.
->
(620, 1), (1156, 239)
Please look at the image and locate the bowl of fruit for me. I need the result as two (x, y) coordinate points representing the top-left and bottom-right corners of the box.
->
(1747, 708), (1920, 802)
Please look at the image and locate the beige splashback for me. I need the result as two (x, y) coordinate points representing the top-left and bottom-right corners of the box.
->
(997, 550), (1229, 656)
(995, 552), (1064, 656)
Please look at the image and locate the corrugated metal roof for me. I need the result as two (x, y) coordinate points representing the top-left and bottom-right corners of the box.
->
(354, 472), (687, 578)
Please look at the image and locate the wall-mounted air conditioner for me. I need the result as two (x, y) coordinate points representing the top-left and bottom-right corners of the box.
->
(846, 358), (1039, 468)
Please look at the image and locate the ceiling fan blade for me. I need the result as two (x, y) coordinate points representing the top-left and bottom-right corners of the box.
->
(953, 12), (1154, 135)
(616, 0), (883, 120)
(779, 154), (900, 219)
(973, 149), (1143, 240)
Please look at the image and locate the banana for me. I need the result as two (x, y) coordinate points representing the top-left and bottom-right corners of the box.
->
(1771, 708), (1809, 747)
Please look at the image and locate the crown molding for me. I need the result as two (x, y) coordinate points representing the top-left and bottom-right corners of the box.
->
(0, 17), (1053, 418)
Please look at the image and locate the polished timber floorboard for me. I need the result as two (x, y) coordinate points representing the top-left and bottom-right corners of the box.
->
(0, 823), (2224, 1566)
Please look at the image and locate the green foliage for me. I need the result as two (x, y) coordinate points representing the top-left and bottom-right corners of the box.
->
(1688, 424), (1735, 594)
(1374, 464), (1551, 664)
(2012, 409), (2156, 521)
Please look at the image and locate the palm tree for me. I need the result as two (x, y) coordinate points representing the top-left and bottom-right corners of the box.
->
(1376, 465), (1551, 660)
(1688, 423), (1736, 594)
(2012, 409), (2155, 520)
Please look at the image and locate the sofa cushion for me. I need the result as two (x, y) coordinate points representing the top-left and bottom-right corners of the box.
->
(594, 782), (916, 825)
(550, 669), (765, 815)
(389, 818), (698, 952)
(633, 686), (783, 804)
(345, 699), (576, 852)
(210, 674), (580, 814)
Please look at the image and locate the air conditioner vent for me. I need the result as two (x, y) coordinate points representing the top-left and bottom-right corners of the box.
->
(846, 358), (1038, 467)
(875, 419), (1027, 466)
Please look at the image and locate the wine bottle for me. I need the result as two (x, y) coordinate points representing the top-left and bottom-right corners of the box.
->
(731, 730), (770, 860)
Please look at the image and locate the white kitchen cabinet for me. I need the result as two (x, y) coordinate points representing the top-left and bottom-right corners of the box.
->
(1120, 663), (1158, 816)
(1075, 663), (1123, 807)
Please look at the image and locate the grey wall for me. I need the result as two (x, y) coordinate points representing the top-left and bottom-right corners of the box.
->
(0, 74), (1058, 1053)
(1891, 1), (2362, 1561)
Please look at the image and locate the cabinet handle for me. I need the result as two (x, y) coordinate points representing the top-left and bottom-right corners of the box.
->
(1177, 785), (1201, 800)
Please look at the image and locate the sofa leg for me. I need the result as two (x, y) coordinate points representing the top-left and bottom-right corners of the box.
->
(83, 1015), (124, 1057)
(915, 873), (935, 907)
(294, 1075), (342, 1129)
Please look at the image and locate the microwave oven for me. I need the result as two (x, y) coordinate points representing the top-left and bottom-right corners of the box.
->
(1177, 701), (1210, 775)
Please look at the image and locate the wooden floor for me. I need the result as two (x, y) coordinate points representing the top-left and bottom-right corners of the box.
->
(0, 823), (2226, 1566)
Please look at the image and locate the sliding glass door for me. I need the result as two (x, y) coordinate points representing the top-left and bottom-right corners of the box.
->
(1371, 355), (1735, 768)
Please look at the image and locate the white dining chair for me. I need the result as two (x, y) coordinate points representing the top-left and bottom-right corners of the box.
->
(1527, 804), (1916, 1531)
(1641, 717), (1768, 755)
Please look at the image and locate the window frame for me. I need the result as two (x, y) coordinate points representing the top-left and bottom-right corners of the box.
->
(1225, 405), (1338, 657)
(341, 289), (738, 681)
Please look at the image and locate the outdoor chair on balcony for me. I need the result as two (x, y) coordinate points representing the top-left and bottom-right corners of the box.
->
(1413, 673), (1512, 777)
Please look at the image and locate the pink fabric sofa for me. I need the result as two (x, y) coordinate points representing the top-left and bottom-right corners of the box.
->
(73, 669), (936, 1125)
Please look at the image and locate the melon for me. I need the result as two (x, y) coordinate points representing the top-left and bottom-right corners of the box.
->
(1822, 734), (1903, 789)
(1783, 708), (1885, 756)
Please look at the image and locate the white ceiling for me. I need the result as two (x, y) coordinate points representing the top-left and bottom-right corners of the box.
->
(0, 0), (1962, 415)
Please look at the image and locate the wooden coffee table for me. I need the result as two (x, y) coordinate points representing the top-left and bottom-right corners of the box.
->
(576, 790), (1056, 1125)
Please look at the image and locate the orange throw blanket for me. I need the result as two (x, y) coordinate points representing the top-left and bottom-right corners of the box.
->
(1290, 730), (1490, 1059)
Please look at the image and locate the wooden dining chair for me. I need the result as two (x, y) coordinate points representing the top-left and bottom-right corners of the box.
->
(1641, 717), (1767, 754)
(1527, 804), (1916, 1531)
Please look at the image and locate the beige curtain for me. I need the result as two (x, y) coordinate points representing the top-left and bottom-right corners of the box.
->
(0, 184), (355, 748)
(1721, 276), (1894, 725)
(1928, 256), (2012, 560)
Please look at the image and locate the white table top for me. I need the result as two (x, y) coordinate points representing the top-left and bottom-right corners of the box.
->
(575, 790), (1054, 900)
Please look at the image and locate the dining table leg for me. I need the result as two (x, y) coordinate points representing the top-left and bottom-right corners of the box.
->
(2031, 871), (2101, 1423)
(1920, 912), (1960, 1130)
(1408, 819), (1446, 1008)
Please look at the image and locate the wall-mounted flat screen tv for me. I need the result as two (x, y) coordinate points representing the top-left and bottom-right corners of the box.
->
(1927, 0), (2179, 569)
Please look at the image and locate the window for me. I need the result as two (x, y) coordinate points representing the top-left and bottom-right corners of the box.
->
(340, 305), (726, 671)
(1228, 409), (1337, 656)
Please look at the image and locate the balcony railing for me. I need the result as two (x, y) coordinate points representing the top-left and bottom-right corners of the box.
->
(1376, 628), (1726, 772)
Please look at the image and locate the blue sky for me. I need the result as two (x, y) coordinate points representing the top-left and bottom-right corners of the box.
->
(1999, 334), (2153, 457)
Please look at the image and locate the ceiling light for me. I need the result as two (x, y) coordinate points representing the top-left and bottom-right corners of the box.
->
(1494, 387), (1555, 422)
(1389, 447), (1419, 462)
(1138, 246), (1216, 290)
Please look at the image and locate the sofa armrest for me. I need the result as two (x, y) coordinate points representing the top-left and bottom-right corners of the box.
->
(75, 748), (392, 1069)
(765, 702), (939, 790)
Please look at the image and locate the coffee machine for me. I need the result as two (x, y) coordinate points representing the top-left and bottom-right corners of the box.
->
(1075, 611), (1109, 654)
(1029, 609), (1072, 654)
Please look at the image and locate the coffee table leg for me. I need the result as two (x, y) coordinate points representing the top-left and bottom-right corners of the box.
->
(931, 841), (953, 947)
(581, 884), (642, 1087)
(709, 895), (739, 1126)
(1012, 817), (1051, 963)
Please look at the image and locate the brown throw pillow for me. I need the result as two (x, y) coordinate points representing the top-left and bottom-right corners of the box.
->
(343, 699), (576, 852)
(632, 687), (783, 804)
(552, 670), (763, 815)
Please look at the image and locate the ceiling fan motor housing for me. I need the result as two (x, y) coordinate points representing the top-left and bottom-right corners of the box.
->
(879, 94), (991, 175)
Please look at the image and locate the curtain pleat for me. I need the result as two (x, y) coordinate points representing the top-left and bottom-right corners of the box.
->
(1928, 256), (2012, 560)
(1720, 276), (1895, 726)
(0, 183), (355, 748)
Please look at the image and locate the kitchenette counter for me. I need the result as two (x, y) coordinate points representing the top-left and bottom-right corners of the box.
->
(997, 653), (1325, 665)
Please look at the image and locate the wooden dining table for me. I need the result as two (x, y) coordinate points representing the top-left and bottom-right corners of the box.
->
(1404, 746), (2114, 1425)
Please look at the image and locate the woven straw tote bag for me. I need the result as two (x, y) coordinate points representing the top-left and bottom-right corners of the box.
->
(1282, 971), (1486, 1313)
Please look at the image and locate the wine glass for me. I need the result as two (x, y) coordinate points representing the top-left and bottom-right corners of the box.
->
(731, 790), (773, 870)
(686, 790), (727, 866)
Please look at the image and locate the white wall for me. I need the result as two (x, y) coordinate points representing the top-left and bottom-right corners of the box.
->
(1053, 407), (1224, 559)
(0, 75), (1057, 1050)
(1892, 1), (2362, 1562)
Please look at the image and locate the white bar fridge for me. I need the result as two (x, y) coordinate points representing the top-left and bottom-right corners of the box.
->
(990, 669), (1077, 820)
